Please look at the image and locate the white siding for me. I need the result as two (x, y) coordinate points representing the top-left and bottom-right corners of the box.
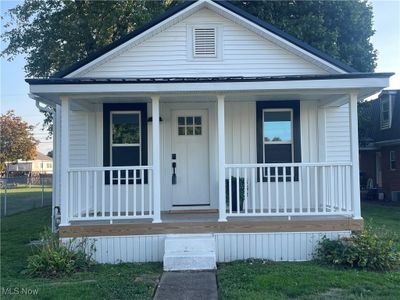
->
(63, 231), (350, 263)
(82, 8), (327, 78)
(325, 104), (351, 162)
(69, 111), (89, 167)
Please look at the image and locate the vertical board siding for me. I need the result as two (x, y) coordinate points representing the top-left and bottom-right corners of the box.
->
(82, 8), (327, 78)
(215, 231), (350, 262)
(325, 104), (351, 162)
(62, 231), (350, 264)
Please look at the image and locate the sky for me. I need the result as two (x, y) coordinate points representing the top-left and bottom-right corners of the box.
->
(1, 0), (400, 155)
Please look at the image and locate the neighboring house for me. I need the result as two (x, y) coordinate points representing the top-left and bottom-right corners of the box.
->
(6, 151), (53, 174)
(26, 0), (392, 269)
(359, 90), (400, 201)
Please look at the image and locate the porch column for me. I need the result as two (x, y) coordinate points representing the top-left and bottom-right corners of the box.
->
(349, 92), (362, 219)
(217, 95), (227, 222)
(152, 95), (162, 223)
(60, 97), (70, 225)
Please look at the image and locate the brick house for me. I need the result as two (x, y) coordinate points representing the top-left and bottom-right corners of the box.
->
(359, 90), (400, 201)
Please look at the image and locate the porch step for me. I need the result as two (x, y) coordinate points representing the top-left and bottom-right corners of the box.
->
(163, 234), (216, 271)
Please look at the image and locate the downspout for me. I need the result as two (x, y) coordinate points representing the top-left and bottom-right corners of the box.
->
(29, 94), (58, 231)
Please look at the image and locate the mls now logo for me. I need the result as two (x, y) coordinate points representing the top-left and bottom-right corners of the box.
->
(1, 287), (39, 296)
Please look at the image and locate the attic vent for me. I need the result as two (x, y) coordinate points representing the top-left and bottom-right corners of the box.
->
(193, 27), (216, 57)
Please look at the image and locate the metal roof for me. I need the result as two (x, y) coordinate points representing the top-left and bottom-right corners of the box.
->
(26, 73), (394, 85)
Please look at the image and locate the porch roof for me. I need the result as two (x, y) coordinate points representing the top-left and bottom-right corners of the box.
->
(26, 72), (393, 85)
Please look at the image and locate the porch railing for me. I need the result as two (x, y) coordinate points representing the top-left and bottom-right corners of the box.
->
(67, 166), (153, 222)
(224, 162), (353, 217)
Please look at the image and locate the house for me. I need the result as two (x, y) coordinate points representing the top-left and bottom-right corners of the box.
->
(359, 90), (400, 201)
(26, 0), (392, 269)
(6, 151), (53, 174)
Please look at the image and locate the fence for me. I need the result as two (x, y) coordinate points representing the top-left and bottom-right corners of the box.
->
(0, 174), (52, 216)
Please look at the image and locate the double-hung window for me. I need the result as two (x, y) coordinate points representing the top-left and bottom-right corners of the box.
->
(104, 103), (148, 184)
(257, 101), (301, 181)
(390, 151), (396, 171)
(380, 94), (392, 129)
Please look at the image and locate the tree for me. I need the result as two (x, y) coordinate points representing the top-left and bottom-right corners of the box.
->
(1, 0), (377, 135)
(0, 110), (38, 170)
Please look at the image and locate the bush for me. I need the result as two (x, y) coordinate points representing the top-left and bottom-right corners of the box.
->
(27, 228), (95, 277)
(314, 226), (400, 271)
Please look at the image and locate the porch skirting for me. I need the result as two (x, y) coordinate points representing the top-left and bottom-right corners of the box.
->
(62, 231), (351, 264)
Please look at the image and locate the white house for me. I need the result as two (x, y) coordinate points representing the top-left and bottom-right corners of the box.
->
(27, 0), (392, 270)
(6, 151), (53, 174)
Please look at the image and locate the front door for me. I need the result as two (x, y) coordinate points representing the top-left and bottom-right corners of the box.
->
(171, 110), (210, 206)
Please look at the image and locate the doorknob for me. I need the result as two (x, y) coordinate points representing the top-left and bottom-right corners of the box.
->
(172, 162), (177, 185)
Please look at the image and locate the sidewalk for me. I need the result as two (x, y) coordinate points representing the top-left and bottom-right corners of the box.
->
(153, 271), (218, 300)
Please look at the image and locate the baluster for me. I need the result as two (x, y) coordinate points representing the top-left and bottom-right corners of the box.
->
(94, 171), (97, 218)
(291, 166), (294, 213)
(251, 168), (256, 214)
(86, 171), (89, 218)
(275, 166), (279, 214)
(117, 170), (121, 217)
(321, 166), (326, 213)
(259, 166), (263, 214)
(149, 169), (153, 216)
(141, 169), (144, 216)
(133, 169), (137, 216)
(330, 165), (334, 212)
(125, 169), (129, 216)
(306, 167), (310, 214)
(267, 166), (271, 214)
(244, 168), (248, 214)
(78, 171), (82, 218)
(109, 169), (113, 222)
(283, 167), (287, 213)
(236, 168), (240, 214)
(228, 168), (232, 215)
(102, 171), (105, 217)
(299, 166), (304, 214)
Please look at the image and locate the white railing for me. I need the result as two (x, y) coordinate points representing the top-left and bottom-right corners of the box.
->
(68, 166), (153, 222)
(224, 162), (353, 217)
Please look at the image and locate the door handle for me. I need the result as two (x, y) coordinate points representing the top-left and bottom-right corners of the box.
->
(172, 162), (177, 185)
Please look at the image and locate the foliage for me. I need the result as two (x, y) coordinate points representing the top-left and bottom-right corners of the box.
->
(235, 0), (376, 72)
(1, 207), (162, 299)
(1, 1), (376, 136)
(314, 226), (400, 271)
(27, 227), (96, 276)
(0, 110), (38, 170)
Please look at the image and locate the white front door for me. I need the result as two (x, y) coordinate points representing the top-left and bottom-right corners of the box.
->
(171, 110), (210, 206)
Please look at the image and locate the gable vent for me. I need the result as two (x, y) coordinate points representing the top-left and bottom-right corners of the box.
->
(193, 27), (216, 57)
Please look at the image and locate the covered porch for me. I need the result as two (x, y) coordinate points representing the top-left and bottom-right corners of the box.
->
(27, 74), (391, 228)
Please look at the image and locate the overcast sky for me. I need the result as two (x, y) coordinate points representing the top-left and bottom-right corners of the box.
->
(1, 0), (399, 154)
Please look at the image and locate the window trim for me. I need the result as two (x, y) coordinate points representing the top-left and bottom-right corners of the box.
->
(380, 94), (392, 130)
(103, 103), (148, 184)
(256, 101), (301, 182)
(390, 150), (396, 171)
(110, 111), (142, 166)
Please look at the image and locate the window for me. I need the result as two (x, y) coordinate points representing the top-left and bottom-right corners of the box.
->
(103, 103), (148, 184)
(257, 101), (301, 181)
(380, 94), (392, 129)
(390, 151), (396, 170)
(178, 116), (202, 136)
(46, 163), (52, 168)
(193, 27), (216, 57)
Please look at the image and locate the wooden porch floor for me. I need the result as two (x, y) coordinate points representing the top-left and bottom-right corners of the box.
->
(60, 211), (363, 238)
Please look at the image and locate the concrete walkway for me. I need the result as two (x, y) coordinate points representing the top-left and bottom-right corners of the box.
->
(153, 271), (218, 300)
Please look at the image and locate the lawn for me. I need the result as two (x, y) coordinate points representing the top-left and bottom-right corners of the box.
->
(217, 201), (400, 300)
(0, 187), (52, 216)
(1, 202), (399, 299)
(1, 207), (162, 299)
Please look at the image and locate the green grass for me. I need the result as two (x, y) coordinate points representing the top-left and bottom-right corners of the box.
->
(1, 207), (162, 299)
(0, 187), (52, 216)
(217, 201), (400, 300)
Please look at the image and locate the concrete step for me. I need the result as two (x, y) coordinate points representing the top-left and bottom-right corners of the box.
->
(163, 234), (216, 271)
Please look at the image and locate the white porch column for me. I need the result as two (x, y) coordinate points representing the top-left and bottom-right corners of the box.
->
(349, 92), (362, 219)
(217, 95), (227, 222)
(60, 97), (70, 225)
(152, 95), (162, 223)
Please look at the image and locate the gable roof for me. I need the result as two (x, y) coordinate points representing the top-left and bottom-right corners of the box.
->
(53, 0), (356, 78)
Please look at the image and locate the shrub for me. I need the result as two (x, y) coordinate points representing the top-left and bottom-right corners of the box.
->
(314, 226), (400, 271)
(27, 228), (95, 277)
(225, 176), (246, 211)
